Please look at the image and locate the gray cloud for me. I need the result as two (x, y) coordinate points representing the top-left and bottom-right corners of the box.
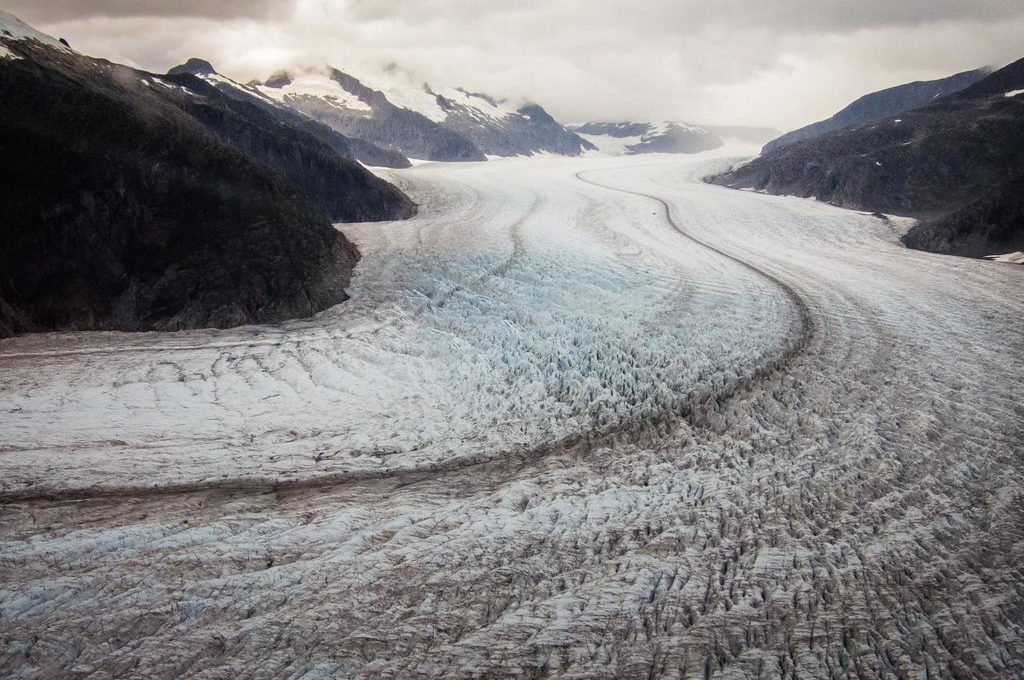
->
(1, 0), (284, 22)
(12, 1), (1024, 130)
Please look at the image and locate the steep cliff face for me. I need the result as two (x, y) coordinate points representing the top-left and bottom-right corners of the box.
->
(0, 14), (415, 337)
(709, 59), (1024, 259)
(762, 68), (989, 152)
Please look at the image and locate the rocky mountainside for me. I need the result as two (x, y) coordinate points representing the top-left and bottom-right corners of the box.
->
(763, 68), (989, 152)
(168, 58), (410, 168)
(709, 58), (1024, 258)
(0, 13), (415, 337)
(254, 67), (594, 161)
(569, 121), (722, 155)
(445, 100), (595, 157)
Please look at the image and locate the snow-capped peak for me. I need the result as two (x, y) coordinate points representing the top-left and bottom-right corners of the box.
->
(252, 64), (528, 125)
(0, 11), (73, 57)
(254, 68), (373, 114)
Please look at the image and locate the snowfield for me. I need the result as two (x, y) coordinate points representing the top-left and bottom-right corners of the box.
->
(1, 153), (1022, 678)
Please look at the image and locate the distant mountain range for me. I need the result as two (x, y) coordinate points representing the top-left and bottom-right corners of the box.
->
(242, 66), (595, 162)
(711, 58), (1024, 258)
(762, 68), (990, 152)
(171, 60), (779, 163)
(569, 122), (780, 156)
(0, 12), (414, 337)
(569, 121), (721, 155)
(167, 58), (411, 168)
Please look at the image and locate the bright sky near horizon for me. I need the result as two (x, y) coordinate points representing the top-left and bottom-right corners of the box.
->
(7, 0), (1024, 130)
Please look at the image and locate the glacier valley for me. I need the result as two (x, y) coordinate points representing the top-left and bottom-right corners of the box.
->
(1, 153), (1022, 679)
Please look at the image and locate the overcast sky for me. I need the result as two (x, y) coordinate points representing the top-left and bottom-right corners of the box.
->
(7, 0), (1024, 129)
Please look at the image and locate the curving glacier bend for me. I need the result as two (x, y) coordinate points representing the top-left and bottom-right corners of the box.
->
(1, 154), (1022, 678)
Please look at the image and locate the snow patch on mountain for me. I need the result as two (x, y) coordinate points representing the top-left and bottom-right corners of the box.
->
(256, 71), (373, 114)
(437, 87), (523, 121)
(360, 74), (448, 122)
(261, 67), (525, 126)
(0, 11), (71, 54)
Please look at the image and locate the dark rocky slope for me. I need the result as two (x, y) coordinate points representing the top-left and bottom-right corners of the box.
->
(763, 68), (988, 152)
(709, 59), (1024, 258)
(0, 22), (414, 337)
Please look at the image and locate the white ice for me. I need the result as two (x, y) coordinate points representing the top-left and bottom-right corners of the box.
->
(255, 71), (374, 114)
(1, 152), (1021, 678)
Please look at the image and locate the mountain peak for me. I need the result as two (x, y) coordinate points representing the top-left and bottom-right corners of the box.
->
(167, 57), (217, 76)
(952, 56), (1024, 100)
(569, 120), (721, 156)
(264, 70), (293, 88)
(0, 10), (73, 53)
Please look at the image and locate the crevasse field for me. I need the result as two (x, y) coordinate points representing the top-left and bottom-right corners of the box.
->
(1, 153), (1022, 679)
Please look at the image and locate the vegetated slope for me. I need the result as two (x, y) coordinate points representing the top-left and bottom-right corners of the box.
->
(0, 13), (415, 338)
(255, 67), (594, 160)
(762, 67), (989, 152)
(709, 58), (1024, 258)
(167, 58), (411, 169)
(570, 121), (722, 155)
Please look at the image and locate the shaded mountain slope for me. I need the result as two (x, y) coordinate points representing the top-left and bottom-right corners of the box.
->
(709, 59), (1024, 258)
(0, 14), (414, 337)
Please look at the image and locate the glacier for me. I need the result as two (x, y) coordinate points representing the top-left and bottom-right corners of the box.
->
(1, 152), (1021, 678)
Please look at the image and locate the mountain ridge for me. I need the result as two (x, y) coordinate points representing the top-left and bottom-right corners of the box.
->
(762, 67), (990, 152)
(709, 58), (1024, 258)
(166, 58), (411, 169)
(253, 65), (594, 161)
